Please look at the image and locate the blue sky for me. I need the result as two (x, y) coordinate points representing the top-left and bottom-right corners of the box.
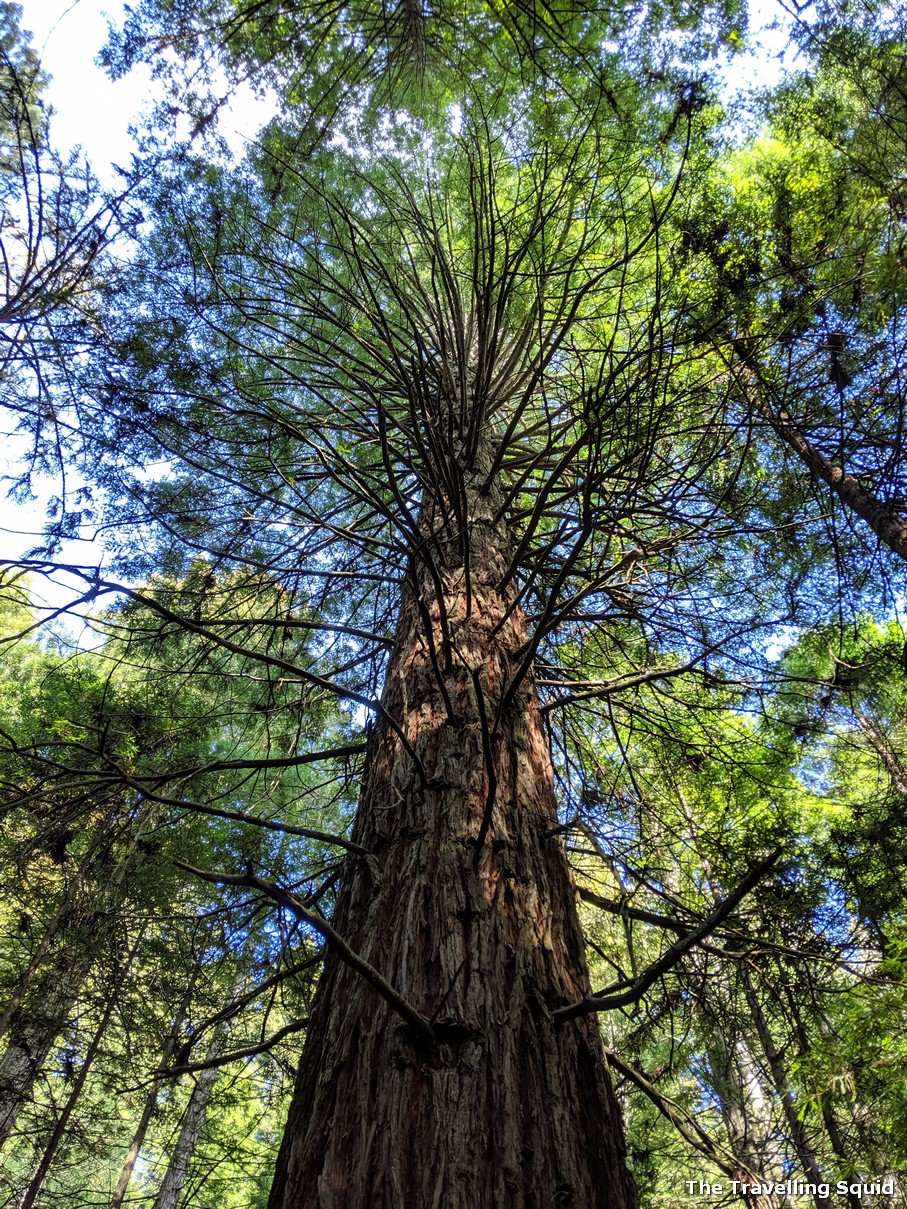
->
(2, 0), (797, 619)
(2, 2), (274, 588)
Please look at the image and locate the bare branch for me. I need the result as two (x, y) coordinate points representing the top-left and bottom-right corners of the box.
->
(552, 849), (782, 1024)
(174, 862), (435, 1044)
(161, 1016), (310, 1077)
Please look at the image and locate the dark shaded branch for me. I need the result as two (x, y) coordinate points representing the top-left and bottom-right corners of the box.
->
(577, 887), (697, 935)
(131, 744), (368, 785)
(604, 1048), (764, 1185)
(540, 661), (699, 714)
(161, 1016), (310, 1077)
(145, 787), (371, 858)
(3, 560), (426, 784)
(193, 617), (393, 647)
(174, 862), (435, 1043)
(552, 849), (782, 1023)
(732, 338), (907, 561)
(183, 955), (322, 1045)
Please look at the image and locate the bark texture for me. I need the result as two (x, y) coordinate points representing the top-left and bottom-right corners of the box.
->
(269, 477), (635, 1208)
(0, 943), (92, 1151)
(152, 987), (239, 1209)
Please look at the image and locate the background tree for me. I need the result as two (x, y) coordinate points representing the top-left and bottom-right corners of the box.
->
(0, 570), (344, 1206)
(0, 3), (135, 532)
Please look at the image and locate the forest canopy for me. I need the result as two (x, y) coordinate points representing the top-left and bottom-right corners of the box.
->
(1, 0), (906, 1206)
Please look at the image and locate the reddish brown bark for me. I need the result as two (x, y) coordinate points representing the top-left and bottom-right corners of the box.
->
(268, 485), (635, 1208)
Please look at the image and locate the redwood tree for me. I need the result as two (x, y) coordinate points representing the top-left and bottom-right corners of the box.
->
(95, 105), (687, 1205)
(10, 0), (905, 1204)
(58, 67), (743, 1198)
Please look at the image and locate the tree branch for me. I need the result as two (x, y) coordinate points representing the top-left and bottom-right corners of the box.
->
(553, 849), (782, 1024)
(604, 1048), (764, 1185)
(161, 1016), (310, 1077)
(731, 338), (907, 561)
(174, 861), (435, 1044)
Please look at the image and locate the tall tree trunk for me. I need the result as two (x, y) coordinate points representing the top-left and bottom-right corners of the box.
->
(677, 795), (783, 1209)
(151, 955), (254, 1209)
(742, 976), (833, 1209)
(853, 711), (907, 795)
(20, 928), (143, 1209)
(112, 1071), (168, 1209)
(269, 479), (635, 1208)
(0, 809), (155, 1150)
(111, 971), (198, 1209)
(787, 996), (864, 1209)
(152, 995), (238, 1209)
(0, 941), (94, 1151)
(0, 863), (87, 1042)
(707, 1036), (783, 1209)
(729, 341), (907, 562)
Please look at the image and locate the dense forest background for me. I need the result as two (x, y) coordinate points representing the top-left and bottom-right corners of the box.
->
(1, 0), (906, 1204)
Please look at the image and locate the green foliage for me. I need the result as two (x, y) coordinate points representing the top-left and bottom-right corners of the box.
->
(3, 0), (907, 1204)
(0, 571), (343, 1206)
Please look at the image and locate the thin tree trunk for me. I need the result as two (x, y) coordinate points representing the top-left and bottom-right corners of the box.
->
(819, 1099), (863, 1209)
(269, 480), (634, 1208)
(707, 1037), (783, 1209)
(762, 401), (907, 559)
(0, 808), (156, 1150)
(853, 711), (907, 795)
(742, 977), (833, 1209)
(111, 972), (199, 1209)
(787, 997), (864, 1209)
(0, 942), (94, 1150)
(0, 864), (87, 1042)
(677, 795), (783, 1209)
(20, 930), (143, 1209)
(152, 968), (245, 1209)
(730, 340), (907, 561)
(112, 1076), (167, 1209)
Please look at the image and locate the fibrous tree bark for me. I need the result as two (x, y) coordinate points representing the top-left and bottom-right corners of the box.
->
(269, 464), (635, 1207)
